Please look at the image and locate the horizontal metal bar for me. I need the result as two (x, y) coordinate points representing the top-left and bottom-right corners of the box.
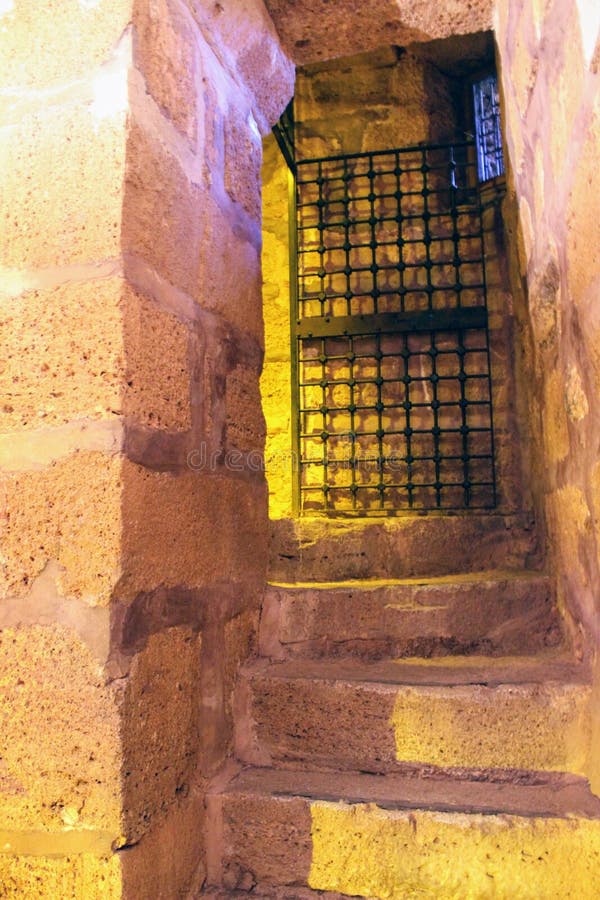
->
(296, 139), (477, 167)
(295, 306), (487, 339)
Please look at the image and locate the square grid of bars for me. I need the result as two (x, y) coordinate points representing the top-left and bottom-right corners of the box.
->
(294, 142), (496, 514)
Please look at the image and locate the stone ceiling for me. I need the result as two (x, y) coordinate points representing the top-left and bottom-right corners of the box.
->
(263, 0), (495, 65)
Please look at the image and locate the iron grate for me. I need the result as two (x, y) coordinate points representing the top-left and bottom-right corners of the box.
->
(292, 141), (497, 515)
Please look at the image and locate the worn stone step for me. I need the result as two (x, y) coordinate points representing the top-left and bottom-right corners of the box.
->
(236, 655), (592, 777)
(260, 571), (561, 660)
(269, 513), (541, 582)
(206, 767), (600, 898)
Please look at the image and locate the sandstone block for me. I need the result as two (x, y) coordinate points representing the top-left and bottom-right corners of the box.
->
(183, 0), (294, 132)
(261, 573), (559, 660)
(0, 101), (126, 269)
(0, 279), (124, 432)
(121, 627), (201, 842)
(133, 0), (199, 144)
(224, 115), (262, 220)
(239, 656), (591, 774)
(225, 365), (265, 454)
(119, 461), (268, 601)
(566, 93), (600, 305)
(0, 853), (122, 899)
(0, 624), (121, 834)
(122, 283), (192, 431)
(217, 767), (600, 897)
(1, 451), (122, 605)
(0, 0), (131, 92)
(120, 781), (206, 899)
(195, 189), (263, 340)
(122, 118), (203, 298)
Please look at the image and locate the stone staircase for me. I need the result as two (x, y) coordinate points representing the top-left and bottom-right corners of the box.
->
(202, 514), (600, 899)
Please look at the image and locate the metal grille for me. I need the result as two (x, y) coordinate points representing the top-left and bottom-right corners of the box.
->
(473, 75), (505, 182)
(292, 141), (497, 515)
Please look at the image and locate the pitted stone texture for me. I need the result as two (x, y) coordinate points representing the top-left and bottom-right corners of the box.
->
(238, 656), (591, 775)
(224, 115), (262, 219)
(0, 853), (122, 899)
(260, 573), (561, 660)
(123, 118), (204, 300)
(119, 461), (268, 602)
(295, 50), (455, 158)
(0, 279), (125, 433)
(1, 451), (122, 605)
(0, 0), (131, 92)
(133, 0), (199, 143)
(264, 0), (493, 64)
(0, 278), (191, 435)
(0, 101), (126, 269)
(123, 283), (192, 431)
(213, 768), (600, 897)
(121, 781), (206, 899)
(121, 627), (201, 842)
(269, 514), (540, 582)
(194, 189), (263, 341)
(0, 625), (121, 834)
(496, 0), (600, 681)
(182, 0), (294, 133)
(225, 365), (266, 454)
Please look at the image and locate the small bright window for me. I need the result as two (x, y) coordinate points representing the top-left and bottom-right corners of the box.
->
(473, 74), (505, 182)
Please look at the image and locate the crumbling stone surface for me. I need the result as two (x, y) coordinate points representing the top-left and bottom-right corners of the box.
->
(264, 0), (493, 64)
(496, 1), (600, 683)
(0, 625), (122, 835)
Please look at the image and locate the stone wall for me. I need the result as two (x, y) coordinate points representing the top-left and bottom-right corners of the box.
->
(0, 0), (292, 895)
(495, 0), (600, 787)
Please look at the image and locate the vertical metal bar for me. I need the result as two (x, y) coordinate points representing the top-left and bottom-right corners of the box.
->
(368, 156), (377, 314)
(430, 333), (442, 508)
(422, 147), (433, 311)
(475, 187), (497, 507)
(457, 329), (471, 508)
(403, 333), (414, 508)
(343, 156), (351, 316)
(288, 163), (301, 517)
(349, 334), (357, 511)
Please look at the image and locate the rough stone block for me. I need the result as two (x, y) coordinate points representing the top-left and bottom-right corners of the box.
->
(0, 279), (124, 432)
(241, 656), (591, 774)
(122, 118), (203, 298)
(0, 624), (121, 834)
(133, 0), (199, 143)
(120, 780), (206, 899)
(309, 801), (600, 899)
(0, 853), (122, 899)
(0, 101), (126, 269)
(195, 189), (263, 339)
(224, 116), (262, 220)
(566, 94), (600, 305)
(261, 574), (559, 660)
(1, 451), (122, 605)
(121, 627), (201, 842)
(119, 461), (268, 601)
(122, 284), (192, 431)
(0, 0), (132, 92)
(225, 365), (265, 454)
(183, 0), (294, 132)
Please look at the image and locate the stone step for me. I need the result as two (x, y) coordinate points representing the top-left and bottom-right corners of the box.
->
(269, 512), (541, 582)
(236, 655), (592, 777)
(206, 767), (600, 898)
(260, 571), (561, 660)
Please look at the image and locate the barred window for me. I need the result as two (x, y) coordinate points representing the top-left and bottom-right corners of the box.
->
(473, 74), (505, 182)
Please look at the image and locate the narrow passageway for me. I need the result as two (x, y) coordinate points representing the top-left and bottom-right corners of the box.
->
(202, 35), (600, 899)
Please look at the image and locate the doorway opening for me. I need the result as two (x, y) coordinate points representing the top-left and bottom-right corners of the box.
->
(262, 36), (518, 520)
